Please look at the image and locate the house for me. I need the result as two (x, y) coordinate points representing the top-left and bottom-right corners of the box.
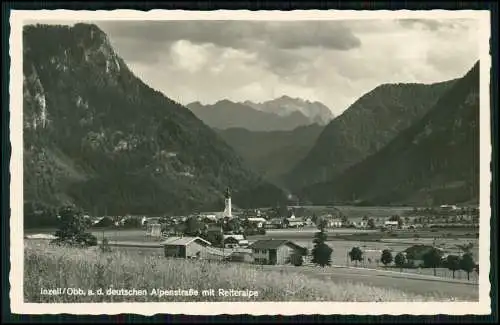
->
(384, 220), (399, 229)
(201, 214), (218, 221)
(439, 204), (458, 211)
(285, 217), (305, 228)
(223, 234), (249, 248)
(247, 217), (267, 228)
(331, 220), (343, 228)
(161, 236), (213, 259)
(250, 239), (307, 265)
(265, 218), (285, 229)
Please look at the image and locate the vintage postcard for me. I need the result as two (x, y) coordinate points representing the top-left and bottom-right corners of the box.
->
(9, 9), (492, 315)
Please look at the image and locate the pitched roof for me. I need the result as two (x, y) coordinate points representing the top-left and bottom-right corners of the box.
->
(247, 217), (267, 222)
(250, 239), (305, 251)
(160, 236), (211, 246)
(287, 217), (305, 222)
(223, 234), (245, 241)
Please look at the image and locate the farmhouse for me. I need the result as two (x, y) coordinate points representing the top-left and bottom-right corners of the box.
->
(384, 220), (399, 229)
(285, 217), (306, 228)
(161, 236), (212, 259)
(326, 219), (343, 228)
(247, 217), (267, 228)
(265, 218), (285, 229)
(223, 234), (249, 248)
(250, 239), (307, 265)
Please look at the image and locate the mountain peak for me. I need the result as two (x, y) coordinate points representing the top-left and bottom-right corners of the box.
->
(245, 96), (334, 125)
(23, 23), (287, 217)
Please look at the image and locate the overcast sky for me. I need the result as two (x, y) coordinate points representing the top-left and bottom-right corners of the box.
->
(34, 19), (480, 115)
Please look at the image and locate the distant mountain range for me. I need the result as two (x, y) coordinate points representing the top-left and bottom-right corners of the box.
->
(215, 124), (325, 188)
(242, 95), (334, 125)
(284, 79), (458, 190)
(187, 97), (334, 132)
(23, 23), (287, 226)
(298, 62), (480, 206)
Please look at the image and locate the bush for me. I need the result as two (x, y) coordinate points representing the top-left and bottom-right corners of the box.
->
(380, 249), (393, 266)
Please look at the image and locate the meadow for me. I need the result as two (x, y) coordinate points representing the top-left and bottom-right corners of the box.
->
(26, 225), (479, 282)
(24, 241), (460, 303)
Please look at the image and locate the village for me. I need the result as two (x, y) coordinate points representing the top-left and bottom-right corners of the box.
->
(63, 188), (480, 271)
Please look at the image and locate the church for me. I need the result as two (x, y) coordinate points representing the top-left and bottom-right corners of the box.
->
(198, 187), (235, 220)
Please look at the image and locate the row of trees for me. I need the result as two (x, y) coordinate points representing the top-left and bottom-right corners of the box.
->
(304, 218), (477, 281)
(353, 246), (477, 280)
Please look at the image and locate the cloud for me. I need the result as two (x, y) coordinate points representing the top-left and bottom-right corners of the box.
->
(397, 18), (478, 31)
(30, 19), (479, 115)
(98, 20), (361, 55)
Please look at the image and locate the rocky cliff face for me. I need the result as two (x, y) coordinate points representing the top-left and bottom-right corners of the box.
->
(23, 23), (286, 222)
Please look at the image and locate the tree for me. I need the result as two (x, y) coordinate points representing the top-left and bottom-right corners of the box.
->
(380, 249), (393, 267)
(51, 205), (97, 247)
(367, 218), (376, 229)
(184, 216), (204, 236)
(445, 255), (461, 279)
(349, 247), (363, 266)
(225, 218), (242, 234)
(93, 216), (114, 228)
(460, 253), (475, 281)
(423, 247), (443, 276)
(315, 216), (328, 230)
(123, 217), (142, 229)
(311, 243), (332, 267)
(99, 237), (112, 253)
(311, 221), (332, 267)
(394, 252), (406, 272)
(204, 230), (224, 247)
(389, 215), (403, 228)
(311, 213), (318, 225)
(457, 242), (474, 254)
(290, 252), (304, 266)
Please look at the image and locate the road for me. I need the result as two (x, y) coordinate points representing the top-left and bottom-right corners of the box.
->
(260, 264), (479, 301)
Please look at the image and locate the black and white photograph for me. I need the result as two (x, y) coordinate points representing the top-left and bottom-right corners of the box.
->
(9, 9), (492, 315)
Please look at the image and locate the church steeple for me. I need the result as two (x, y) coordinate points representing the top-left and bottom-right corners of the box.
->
(223, 187), (232, 218)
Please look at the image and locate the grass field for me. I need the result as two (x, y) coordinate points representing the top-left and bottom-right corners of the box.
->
(25, 226), (479, 282)
(25, 241), (465, 302)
